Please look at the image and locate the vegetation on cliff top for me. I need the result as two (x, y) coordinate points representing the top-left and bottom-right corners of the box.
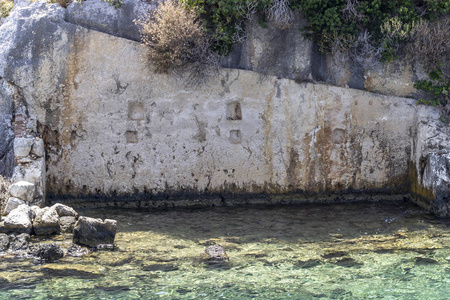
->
(0, 0), (14, 18)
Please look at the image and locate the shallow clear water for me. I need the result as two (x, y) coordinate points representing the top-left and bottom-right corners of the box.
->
(1, 200), (449, 299)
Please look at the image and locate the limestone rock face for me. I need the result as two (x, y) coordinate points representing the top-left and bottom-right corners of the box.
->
(73, 216), (117, 248)
(60, 216), (77, 233)
(3, 197), (25, 216)
(3, 205), (33, 234)
(66, 0), (155, 42)
(33, 207), (60, 236)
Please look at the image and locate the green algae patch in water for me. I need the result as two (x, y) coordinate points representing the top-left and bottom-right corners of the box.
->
(0, 201), (449, 299)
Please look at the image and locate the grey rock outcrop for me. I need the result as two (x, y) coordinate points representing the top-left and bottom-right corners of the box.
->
(66, 0), (156, 41)
(202, 244), (229, 263)
(3, 204), (33, 233)
(410, 118), (450, 216)
(73, 217), (117, 248)
(33, 207), (60, 235)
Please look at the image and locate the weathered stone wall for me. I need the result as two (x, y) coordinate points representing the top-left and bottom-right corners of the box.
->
(0, 1), (447, 212)
(0, 80), (14, 177)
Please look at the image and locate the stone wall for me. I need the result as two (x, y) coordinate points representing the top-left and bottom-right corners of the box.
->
(0, 1), (448, 213)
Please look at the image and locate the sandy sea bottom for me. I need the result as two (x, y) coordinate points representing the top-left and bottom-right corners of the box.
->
(0, 200), (449, 299)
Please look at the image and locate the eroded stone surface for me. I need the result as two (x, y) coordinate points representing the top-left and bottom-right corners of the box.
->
(33, 207), (60, 236)
(9, 181), (35, 203)
(3, 205), (33, 234)
(3, 197), (25, 216)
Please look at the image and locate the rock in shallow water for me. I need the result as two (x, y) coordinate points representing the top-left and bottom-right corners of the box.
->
(202, 244), (229, 263)
(33, 243), (64, 262)
(9, 233), (30, 251)
(73, 216), (117, 248)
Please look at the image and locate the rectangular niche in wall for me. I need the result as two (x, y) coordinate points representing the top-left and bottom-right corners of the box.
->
(128, 102), (145, 120)
(126, 131), (138, 143)
(226, 101), (242, 120)
(229, 130), (242, 144)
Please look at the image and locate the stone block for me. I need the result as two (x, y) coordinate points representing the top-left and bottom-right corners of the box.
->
(9, 181), (35, 202)
(3, 204), (33, 234)
(33, 207), (60, 236)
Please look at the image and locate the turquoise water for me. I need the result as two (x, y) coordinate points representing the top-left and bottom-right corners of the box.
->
(0, 200), (449, 299)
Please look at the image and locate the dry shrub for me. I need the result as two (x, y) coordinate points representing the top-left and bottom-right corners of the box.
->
(137, 0), (218, 84)
(0, 175), (10, 214)
(408, 16), (450, 73)
(266, 0), (293, 29)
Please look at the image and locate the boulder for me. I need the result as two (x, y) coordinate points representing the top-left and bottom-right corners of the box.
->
(66, 244), (90, 257)
(59, 216), (77, 233)
(51, 203), (78, 218)
(201, 244), (229, 263)
(73, 217), (117, 248)
(33, 207), (60, 236)
(3, 197), (25, 216)
(9, 181), (35, 202)
(0, 233), (9, 251)
(3, 204), (33, 233)
(34, 243), (64, 261)
(9, 233), (30, 251)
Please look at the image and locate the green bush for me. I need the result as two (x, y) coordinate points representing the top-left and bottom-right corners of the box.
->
(415, 67), (449, 107)
(0, 0), (14, 18)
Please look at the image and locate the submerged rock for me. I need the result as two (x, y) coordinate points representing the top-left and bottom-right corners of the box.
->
(34, 243), (64, 262)
(202, 244), (229, 263)
(9, 233), (30, 251)
(73, 216), (117, 248)
(0, 233), (9, 251)
(66, 244), (90, 257)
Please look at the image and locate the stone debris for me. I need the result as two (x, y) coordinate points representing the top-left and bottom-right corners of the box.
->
(51, 203), (79, 218)
(9, 233), (31, 251)
(202, 244), (229, 263)
(73, 216), (117, 248)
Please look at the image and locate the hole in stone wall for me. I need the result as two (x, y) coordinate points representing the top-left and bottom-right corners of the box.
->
(128, 102), (145, 120)
(332, 128), (345, 144)
(229, 130), (242, 144)
(126, 131), (138, 143)
(226, 101), (242, 120)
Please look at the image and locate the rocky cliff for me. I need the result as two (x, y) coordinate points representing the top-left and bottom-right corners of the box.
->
(0, 1), (448, 215)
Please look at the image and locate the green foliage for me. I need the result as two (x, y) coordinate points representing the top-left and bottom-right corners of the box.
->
(102, 0), (124, 9)
(415, 67), (449, 107)
(182, 0), (272, 55)
(0, 0), (14, 18)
